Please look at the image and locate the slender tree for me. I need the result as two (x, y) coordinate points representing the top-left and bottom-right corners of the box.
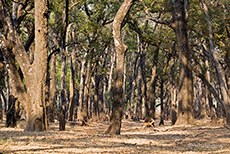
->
(106, 0), (134, 135)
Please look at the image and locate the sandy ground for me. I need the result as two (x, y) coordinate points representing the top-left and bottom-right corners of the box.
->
(0, 118), (230, 154)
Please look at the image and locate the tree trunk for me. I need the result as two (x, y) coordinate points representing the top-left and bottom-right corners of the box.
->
(106, 0), (134, 135)
(69, 48), (76, 121)
(170, 55), (177, 125)
(6, 95), (17, 127)
(107, 49), (115, 115)
(129, 52), (139, 119)
(135, 68), (142, 121)
(148, 47), (159, 120)
(48, 54), (56, 122)
(92, 73), (100, 122)
(78, 52), (87, 122)
(80, 62), (92, 125)
(159, 79), (164, 125)
(0, 0), (49, 131)
(201, 0), (230, 125)
(172, 0), (194, 125)
(28, 0), (48, 131)
(137, 34), (150, 122)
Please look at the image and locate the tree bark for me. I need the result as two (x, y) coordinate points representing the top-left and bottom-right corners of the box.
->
(106, 0), (134, 135)
(172, 0), (195, 125)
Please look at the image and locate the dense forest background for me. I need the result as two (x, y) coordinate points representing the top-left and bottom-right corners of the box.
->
(0, 0), (230, 135)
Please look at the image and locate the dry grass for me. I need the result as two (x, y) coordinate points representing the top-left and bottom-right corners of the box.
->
(0, 118), (230, 154)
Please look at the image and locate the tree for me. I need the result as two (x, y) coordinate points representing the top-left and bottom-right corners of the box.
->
(0, 0), (48, 131)
(171, 0), (195, 125)
(106, 0), (134, 135)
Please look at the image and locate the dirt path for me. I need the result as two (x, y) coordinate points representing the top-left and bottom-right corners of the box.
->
(0, 119), (230, 153)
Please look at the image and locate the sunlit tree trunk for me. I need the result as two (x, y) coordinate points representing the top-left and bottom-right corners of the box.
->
(106, 0), (134, 135)
(0, 0), (48, 131)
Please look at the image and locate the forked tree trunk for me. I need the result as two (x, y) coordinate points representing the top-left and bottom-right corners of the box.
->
(0, 0), (49, 131)
(172, 0), (195, 125)
(106, 0), (134, 135)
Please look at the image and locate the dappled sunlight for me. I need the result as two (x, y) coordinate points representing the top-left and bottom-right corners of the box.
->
(1, 119), (230, 153)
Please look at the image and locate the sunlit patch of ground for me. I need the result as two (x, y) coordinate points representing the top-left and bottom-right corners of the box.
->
(0, 118), (230, 153)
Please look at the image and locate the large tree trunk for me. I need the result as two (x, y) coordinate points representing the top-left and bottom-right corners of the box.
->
(106, 0), (134, 135)
(0, 0), (48, 131)
(172, 0), (195, 125)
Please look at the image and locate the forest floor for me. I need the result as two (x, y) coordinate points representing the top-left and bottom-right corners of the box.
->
(0, 117), (230, 154)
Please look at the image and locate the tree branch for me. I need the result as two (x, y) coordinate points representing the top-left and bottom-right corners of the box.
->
(0, 0), (31, 82)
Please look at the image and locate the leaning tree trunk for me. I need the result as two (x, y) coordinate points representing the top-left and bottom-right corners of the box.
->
(201, 0), (230, 125)
(106, 0), (134, 135)
(172, 0), (195, 125)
